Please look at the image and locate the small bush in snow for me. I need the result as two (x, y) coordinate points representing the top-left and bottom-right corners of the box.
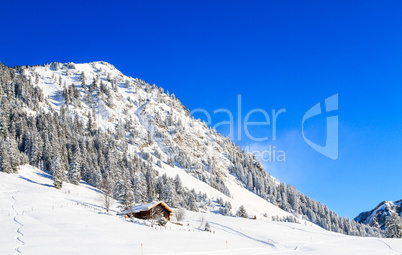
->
(174, 208), (186, 222)
(204, 221), (211, 232)
(157, 217), (168, 227)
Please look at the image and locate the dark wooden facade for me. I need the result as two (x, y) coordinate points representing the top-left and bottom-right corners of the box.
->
(126, 202), (173, 221)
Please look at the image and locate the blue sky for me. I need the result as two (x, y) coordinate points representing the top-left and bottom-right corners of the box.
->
(1, 1), (401, 218)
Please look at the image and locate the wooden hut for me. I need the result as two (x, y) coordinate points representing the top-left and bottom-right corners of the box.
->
(123, 201), (173, 221)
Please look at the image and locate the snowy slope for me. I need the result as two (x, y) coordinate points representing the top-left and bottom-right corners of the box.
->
(157, 161), (290, 219)
(1, 165), (401, 255)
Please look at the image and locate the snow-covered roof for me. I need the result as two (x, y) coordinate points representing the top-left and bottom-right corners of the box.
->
(121, 201), (173, 215)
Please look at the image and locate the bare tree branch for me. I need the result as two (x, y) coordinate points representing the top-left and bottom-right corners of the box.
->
(149, 206), (164, 227)
(101, 176), (114, 213)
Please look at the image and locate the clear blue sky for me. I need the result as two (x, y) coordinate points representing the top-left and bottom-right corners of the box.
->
(1, 1), (401, 218)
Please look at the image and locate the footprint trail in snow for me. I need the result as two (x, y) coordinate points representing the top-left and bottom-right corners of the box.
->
(11, 193), (25, 254)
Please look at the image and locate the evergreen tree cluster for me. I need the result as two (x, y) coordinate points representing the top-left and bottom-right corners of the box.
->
(228, 146), (382, 237)
(217, 197), (232, 216)
(271, 215), (300, 224)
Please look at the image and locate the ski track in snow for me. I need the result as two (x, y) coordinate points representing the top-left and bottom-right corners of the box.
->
(377, 239), (402, 254)
(11, 193), (25, 255)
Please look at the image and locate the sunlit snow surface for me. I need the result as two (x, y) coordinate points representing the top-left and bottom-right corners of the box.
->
(1, 165), (401, 255)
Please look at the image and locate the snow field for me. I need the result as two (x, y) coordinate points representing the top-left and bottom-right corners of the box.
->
(1, 165), (401, 255)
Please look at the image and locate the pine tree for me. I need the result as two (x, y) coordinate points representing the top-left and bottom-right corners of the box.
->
(90, 166), (102, 188)
(174, 174), (184, 195)
(161, 179), (177, 207)
(81, 80), (86, 91)
(68, 151), (81, 185)
(167, 157), (175, 168)
(52, 152), (64, 189)
(0, 139), (12, 173)
(87, 112), (95, 135)
(385, 211), (402, 238)
(7, 138), (20, 173)
(186, 192), (198, 212)
(220, 201), (232, 216)
(0, 109), (9, 139)
(122, 180), (134, 211)
(145, 167), (156, 202)
(134, 172), (147, 203)
(24, 131), (41, 167)
(236, 205), (248, 218)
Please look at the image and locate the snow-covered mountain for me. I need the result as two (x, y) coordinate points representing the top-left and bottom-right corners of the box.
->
(10, 61), (286, 217)
(355, 200), (402, 229)
(0, 61), (381, 237)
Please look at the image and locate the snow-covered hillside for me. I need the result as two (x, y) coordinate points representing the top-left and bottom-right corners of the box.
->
(0, 61), (382, 237)
(1, 165), (401, 255)
(16, 61), (288, 218)
(355, 200), (402, 229)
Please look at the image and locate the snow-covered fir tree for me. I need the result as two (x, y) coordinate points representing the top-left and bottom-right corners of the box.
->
(236, 205), (248, 218)
(385, 211), (402, 238)
(52, 152), (64, 189)
(68, 149), (81, 185)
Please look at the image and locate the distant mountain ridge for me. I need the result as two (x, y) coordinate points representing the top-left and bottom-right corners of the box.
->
(355, 200), (402, 229)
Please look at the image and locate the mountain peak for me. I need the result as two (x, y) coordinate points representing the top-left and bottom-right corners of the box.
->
(355, 199), (402, 229)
